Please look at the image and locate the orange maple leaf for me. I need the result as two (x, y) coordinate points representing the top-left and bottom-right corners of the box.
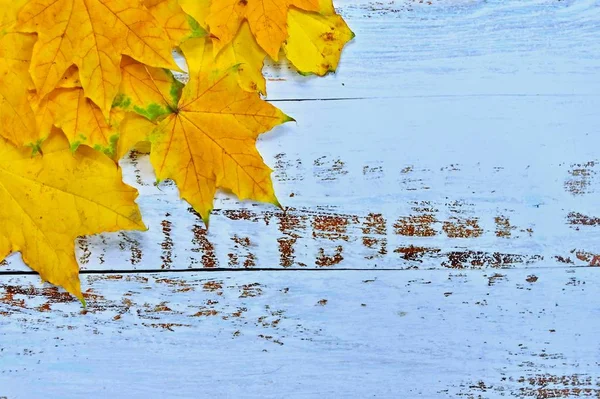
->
(16, 0), (179, 117)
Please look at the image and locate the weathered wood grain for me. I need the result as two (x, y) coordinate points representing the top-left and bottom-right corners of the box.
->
(2, 96), (597, 273)
(1, 0), (599, 397)
(265, 0), (600, 100)
(1, 268), (599, 398)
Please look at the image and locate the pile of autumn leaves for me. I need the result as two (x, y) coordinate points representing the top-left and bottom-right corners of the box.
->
(0, 0), (353, 300)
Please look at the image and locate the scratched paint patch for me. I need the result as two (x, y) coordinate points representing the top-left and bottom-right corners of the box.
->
(4, 194), (596, 273)
(2, 267), (600, 398)
(51, 144), (591, 274)
(142, 204), (590, 270)
(567, 212), (600, 229)
(346, 0), (483, 17)
(456, 374), (600, 398)
(313, 155), (349, 181)
(564, 161), (597, 196)
(517, 374), (600, 397)
(0, 275), (321, 346)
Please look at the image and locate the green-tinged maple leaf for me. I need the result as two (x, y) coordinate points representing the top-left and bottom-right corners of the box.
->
(118, 39), (290, 223)
(113, 56), (183, 121)
(144, 0), (207, 46)
(178, 0), (210, 31)
(40, 87), (122, 155)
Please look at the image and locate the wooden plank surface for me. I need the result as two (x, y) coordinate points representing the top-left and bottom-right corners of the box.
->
(265, 0), (600, 100)
(2, 0), (600, 397)
(1, 268), (600, 398)
(0, 0), (598, 274)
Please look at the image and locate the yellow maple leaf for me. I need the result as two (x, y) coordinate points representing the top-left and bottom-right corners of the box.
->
(216, 22), (267, 94)
(43, 87), (120, 156)
(16, 0), (179, 117)
(113, 36), (267, 161)
(114, 111), (155, 160)
(178, 0), (211, 30)
(0, 0), (26, 32)
(0, 0), (33, 88)
(206, 0), (319, 60)
(116, 39), (291, 223)
(285, 0), (354, 76)
(0, 16), (40, 147)
(29, 91), (54, 144)
(0, 31), (34, 89)
(151, 72), (289, 223)
(0, 67), (38, 147)
(0, 128), (145, 299)
(144, 0), (206, 46)
(182, 25), (267, 94)
(56, 65), (82, 89)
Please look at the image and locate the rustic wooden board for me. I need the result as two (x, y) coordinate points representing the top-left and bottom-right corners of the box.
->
(0, 0), (598, 274)
(1, 0), (600, 397)
(1, 268), (599, 398)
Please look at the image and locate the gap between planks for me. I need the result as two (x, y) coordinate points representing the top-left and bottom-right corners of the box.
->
(0, 265), (598, 276)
